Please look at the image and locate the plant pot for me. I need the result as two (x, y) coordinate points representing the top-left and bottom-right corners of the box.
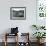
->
(37, 39), (45, 44)
(40, 38), (45, 43)
(37, 39), (40, 43)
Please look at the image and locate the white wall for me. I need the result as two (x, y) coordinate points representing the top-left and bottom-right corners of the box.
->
(0, 0), (36, 42)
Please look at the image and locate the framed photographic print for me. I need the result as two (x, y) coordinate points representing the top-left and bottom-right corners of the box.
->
(36, 0), (46, 26)
(10, 7), (26, 20)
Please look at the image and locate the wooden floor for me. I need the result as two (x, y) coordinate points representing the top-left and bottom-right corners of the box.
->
(0, 42), (46, 46)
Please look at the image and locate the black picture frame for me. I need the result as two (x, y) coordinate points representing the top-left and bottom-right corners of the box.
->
(10, 7), (26, 20)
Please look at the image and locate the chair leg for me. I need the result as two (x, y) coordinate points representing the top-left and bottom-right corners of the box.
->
(4, 33), (7, 46)
(4, 41), (7, 46)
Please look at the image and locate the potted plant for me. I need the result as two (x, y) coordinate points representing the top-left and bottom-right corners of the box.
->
(32, 25), (46, 43)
